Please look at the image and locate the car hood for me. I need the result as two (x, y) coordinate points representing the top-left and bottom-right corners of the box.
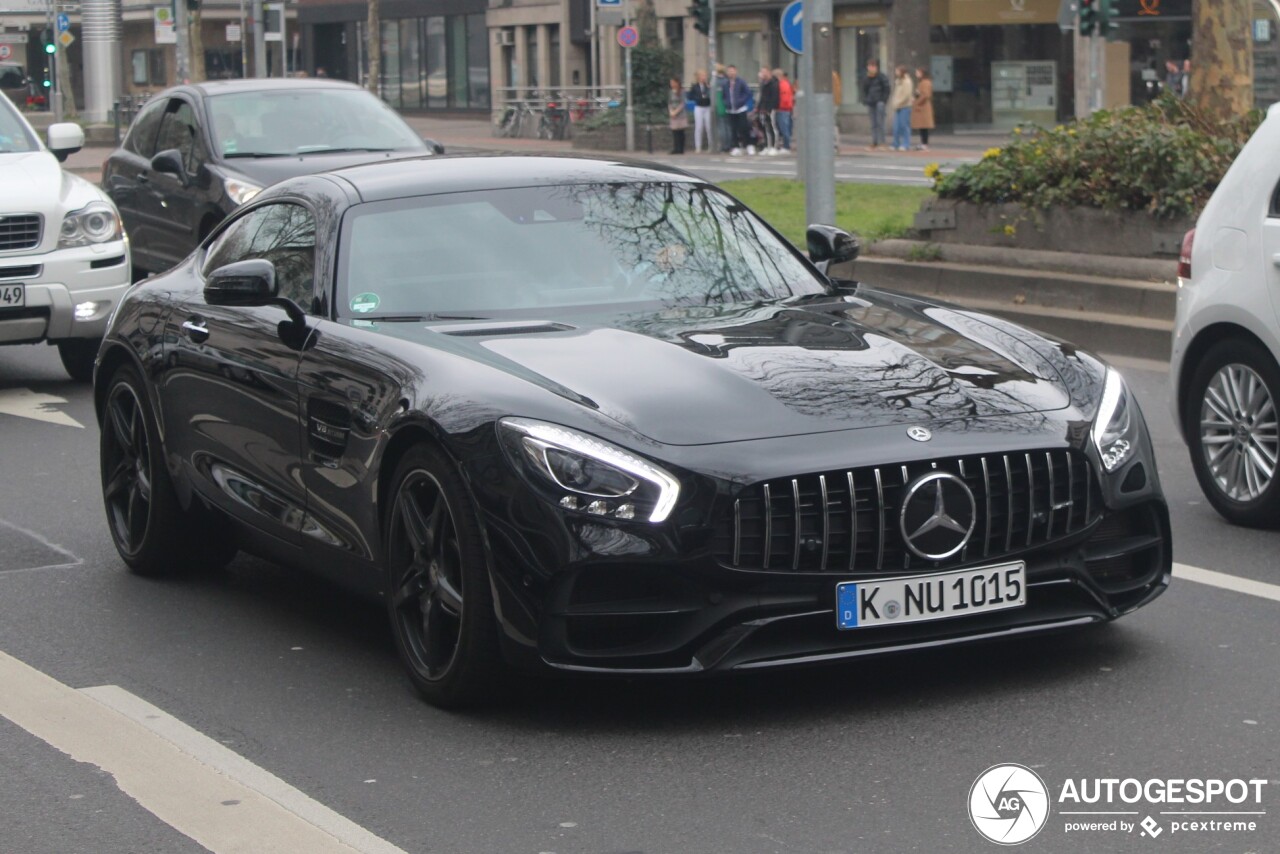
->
(1, 150), (113, 246)
(217, 148), (427, 187)
(378, 293), (1074, 447)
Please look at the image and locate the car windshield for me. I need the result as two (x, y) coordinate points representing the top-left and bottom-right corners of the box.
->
(0, 92), (37, 154)
(337, 182), (828, 319)
(207, 89), (425, 157)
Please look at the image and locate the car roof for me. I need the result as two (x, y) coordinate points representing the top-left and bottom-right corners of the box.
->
(168, 78), (367, 99)
(322, 153), (706, 202)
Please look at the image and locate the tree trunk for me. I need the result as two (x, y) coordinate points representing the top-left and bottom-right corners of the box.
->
(366, 0), (380, 95)
(1190, 0), (1253, 119)
(190, 10), (206, 82)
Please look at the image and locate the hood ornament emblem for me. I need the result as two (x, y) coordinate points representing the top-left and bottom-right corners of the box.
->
(907, 426), (932, 442)
(900, 472), (977, 561)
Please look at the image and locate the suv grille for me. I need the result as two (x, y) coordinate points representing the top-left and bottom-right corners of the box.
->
(713, 449), (1101, 574)
(0, 215), (42, 252)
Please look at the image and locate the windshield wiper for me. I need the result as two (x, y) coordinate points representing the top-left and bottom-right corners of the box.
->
(223, 151), (294, 159)
(297, 147), (399, 154)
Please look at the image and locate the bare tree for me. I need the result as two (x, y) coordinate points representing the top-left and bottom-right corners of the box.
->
(190, 8), (206, 82)
(1190, 0), (1253, 119)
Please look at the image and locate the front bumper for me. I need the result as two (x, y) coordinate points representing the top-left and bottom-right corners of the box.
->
(0, 241), (130, 344)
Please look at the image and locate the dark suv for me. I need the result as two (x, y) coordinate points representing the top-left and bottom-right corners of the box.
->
(102, 78), (440, 278)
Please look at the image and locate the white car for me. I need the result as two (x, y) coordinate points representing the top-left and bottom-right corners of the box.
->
(1171, 102), (1280, 526)
(0, 91), (130, 380)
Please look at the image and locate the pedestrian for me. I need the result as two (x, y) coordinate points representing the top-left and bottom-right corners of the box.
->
(688, 70), (713, 153)
(911, 66), (934, 151)
(756, 67), (779, 155)
(889, 64), (914, 152)
(832, 69), (843, 152)
(1164, 60), (1183, 97)
(774, 68), (794, 153)
(860, 59), (889, 150)
(714, 65), (732, 152)
(1182, 59), (1191, 98)
(721, 65), (754, 155)
(668, 77), (688, 155)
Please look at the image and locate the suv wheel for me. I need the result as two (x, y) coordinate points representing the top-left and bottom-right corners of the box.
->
(1185, 339), (1280, 527)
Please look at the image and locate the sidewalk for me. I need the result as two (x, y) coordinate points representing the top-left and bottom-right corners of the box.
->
(59, 112), (1010, 182)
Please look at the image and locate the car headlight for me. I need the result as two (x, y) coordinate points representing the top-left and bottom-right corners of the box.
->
(225, 177), (262, 206)
(1091, 368), (1137, 473)
(58, 202), (122, 248)
(499, 417), (680, 523)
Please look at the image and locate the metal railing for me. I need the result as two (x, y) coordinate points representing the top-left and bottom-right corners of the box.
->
(492, 86), (625, 139)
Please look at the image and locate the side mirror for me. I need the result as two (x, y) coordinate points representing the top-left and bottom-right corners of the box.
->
(150, 149), (188, 185)
(46, 122), (85, 162)
(807, 225), (861, 268)
(423, 137), (445, 155)
(204, 259), (277, 306)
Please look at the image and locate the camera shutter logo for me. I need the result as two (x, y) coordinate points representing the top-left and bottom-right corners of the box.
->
(969, 764), (1051, 845)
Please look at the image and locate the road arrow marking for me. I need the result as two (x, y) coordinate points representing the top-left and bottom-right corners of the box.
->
(0, 388), (84, 429)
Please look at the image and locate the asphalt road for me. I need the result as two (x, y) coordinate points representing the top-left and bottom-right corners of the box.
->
(0, 341), (1277, 854)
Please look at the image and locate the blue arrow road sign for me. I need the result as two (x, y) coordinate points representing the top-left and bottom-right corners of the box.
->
(781, 0), (803, 55)
(597, 0), (622, 5)
(57, 12), (70, 32)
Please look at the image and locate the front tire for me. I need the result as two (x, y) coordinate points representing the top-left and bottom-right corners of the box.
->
(384, 445), (505, 708)
(1185, 339), (1280, 527)
(100, 365), (238, 574)
(57, 339), (99, 382)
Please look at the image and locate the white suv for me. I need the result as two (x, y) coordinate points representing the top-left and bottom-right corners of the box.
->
(1171, 101), (1280, 526)
(0, 91), (130, 380)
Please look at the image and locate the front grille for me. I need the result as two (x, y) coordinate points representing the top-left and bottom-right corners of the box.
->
(0, 215), (42, 252)
(713, 449), (1102, 574)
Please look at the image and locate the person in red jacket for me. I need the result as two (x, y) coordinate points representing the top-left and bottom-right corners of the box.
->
(774, 68), (794, 153)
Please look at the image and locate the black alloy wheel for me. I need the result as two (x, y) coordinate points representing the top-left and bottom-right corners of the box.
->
(1186, 338), (1280, 528)
(385, 445), (505, 707)
(100, 365), (237, 575)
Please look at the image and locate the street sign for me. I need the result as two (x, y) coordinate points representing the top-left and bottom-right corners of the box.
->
(56, 12), (69, 32)
(0, 33), (30, 44)
(57, 29), (72, 47)
(597, 0), (621, 5)
(153, 6), (176, 45)
(617, 25), (638, 49)
(225, 23), (241, 42)
(0, 44), (9, 60)
(781, 0), (803, 55)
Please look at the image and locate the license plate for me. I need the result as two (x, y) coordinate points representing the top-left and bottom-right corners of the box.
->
(0, 283), (24, 309)
(836, 562), (1026, 630)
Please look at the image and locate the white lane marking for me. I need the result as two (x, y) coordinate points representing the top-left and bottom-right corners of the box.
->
(0, 387), (85, 428)
(1175, 562), (1280, 604)
(0, 517), (83, 570)
(0, 651), (407, 854)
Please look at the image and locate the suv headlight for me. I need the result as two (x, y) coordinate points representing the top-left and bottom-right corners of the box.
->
(499, 417), (680, 523)
(58, 202), (122, 248)
(1091, 368), (1137, 473)
(225, 177), (262, 206)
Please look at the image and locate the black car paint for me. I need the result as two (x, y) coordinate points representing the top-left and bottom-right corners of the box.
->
(96, 156), (1170, 675)
(102, 79), (431, 275)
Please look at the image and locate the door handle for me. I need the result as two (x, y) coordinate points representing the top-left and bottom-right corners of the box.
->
(137, 172), (150, 184)
(181, 318), (209, 343)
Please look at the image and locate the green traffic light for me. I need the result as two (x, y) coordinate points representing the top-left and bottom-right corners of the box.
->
(44, 42), (55, 54)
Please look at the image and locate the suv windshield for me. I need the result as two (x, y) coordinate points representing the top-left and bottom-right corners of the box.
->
(207, 88), (425, 157)
(337, 182), (827, 319)
(0, 92), (37, 154)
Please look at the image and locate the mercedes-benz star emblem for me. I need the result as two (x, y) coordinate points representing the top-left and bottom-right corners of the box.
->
(899, 472), (977, 560)
(907, 426), (932, 442)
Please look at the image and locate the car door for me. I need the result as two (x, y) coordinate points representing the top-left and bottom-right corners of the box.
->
(156, 200), (319, 548)
(147, 96), (215, 271)
(103, 99), (165, 273)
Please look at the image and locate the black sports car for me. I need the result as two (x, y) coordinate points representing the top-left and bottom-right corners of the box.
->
(94, 155), (1170, 707)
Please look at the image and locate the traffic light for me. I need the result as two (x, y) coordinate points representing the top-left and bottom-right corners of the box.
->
(1078, 0), (1097, 37)
(42, 28), (55, 55)
(689, 0), (711, 36)
(1099, 0), (1121, 40)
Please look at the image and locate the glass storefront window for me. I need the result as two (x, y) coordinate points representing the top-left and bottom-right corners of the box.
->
(718, 32), (760, 78)
(400, 19), (422, 110)
(426, 17), (447, 111)
(468, 14), (490, 108)
(837, 26), (884, 108)
(451, 17), (470, 105)
(381, 21), (401, 107)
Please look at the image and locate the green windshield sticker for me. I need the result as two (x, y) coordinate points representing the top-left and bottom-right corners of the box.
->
(350, 292), (380, 314)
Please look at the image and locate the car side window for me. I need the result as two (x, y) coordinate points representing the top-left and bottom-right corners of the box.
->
(1270, 179), (1280, 219)
(123, 100), (165, 159)
(154, 99), (206, 174)
(204, 203), (317, 310)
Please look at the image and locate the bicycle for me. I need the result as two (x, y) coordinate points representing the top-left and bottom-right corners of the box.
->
(538, 102), (568, 140)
